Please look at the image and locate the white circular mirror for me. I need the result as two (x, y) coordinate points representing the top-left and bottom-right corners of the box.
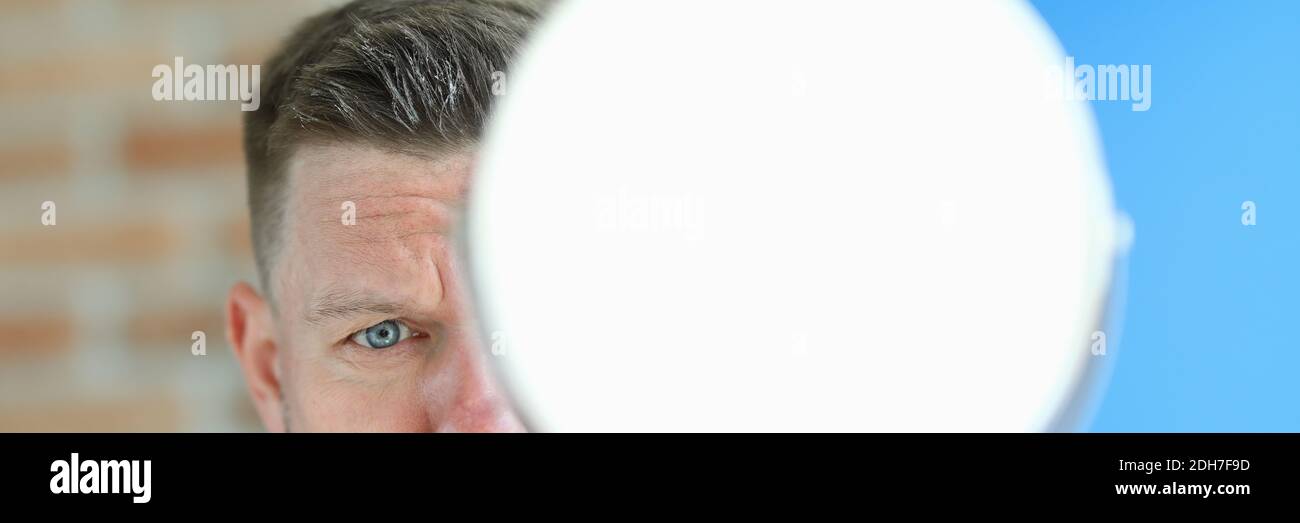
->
(469, 0), (1128, 431)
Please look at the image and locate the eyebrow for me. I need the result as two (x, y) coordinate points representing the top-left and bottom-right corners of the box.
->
(305, 288), (405, 326)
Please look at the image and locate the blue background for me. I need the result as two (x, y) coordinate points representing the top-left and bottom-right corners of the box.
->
(1028, 1), (1300, 431)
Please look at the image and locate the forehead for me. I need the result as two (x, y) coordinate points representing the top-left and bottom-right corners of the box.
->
(285, 143), (471, 227)
(276, 143), (473, 313)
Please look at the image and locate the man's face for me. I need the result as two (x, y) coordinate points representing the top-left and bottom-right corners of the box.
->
(228, 143), (523, 432)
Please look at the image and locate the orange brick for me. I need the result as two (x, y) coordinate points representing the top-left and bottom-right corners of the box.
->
(0, 141), (73, 179)
(0, 222), (177, 265)
(0, 313), (74, 360)
(0, 50), (160, 98)
(125, 307), (225, 351)
(0, 393), (181, 432)
(123, 122), (243, 173)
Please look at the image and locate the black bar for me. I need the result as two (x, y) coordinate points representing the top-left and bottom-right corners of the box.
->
(2, 434), (1293, 510)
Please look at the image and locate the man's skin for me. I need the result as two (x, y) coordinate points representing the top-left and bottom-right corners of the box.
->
(225, 143), (524, 432)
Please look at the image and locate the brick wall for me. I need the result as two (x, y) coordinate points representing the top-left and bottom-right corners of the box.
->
(0, 0), (341, 431)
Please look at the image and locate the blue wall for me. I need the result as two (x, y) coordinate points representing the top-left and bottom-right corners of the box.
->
(1029, 0), (1300, 430)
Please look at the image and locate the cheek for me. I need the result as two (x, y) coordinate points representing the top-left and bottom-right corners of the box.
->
(287, 354), (432, 431)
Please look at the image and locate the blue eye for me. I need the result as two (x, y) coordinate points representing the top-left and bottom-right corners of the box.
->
(351, 320), (410, 349)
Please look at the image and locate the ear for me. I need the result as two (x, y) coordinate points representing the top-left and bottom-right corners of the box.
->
(226, 281), (287, 432)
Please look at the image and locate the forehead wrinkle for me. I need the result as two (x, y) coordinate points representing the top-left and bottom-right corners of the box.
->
(279, 145), (467, 317)
(319, 212), (450, 265)
(312, 189), (463, 210)
(330, 228), (446, 252)
(300, 154), (473, 208)
(308, 189), (457, 237)
(309, 213), (448, 314)
(287, 144), (469, 239)
(314, 195), (454, 270)
(328, 229), (444, 274)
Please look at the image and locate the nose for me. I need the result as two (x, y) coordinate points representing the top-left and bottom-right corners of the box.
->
(428, 335), (525, 433)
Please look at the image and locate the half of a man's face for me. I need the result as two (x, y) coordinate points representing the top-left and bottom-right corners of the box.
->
(268, 143), (521, 432)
